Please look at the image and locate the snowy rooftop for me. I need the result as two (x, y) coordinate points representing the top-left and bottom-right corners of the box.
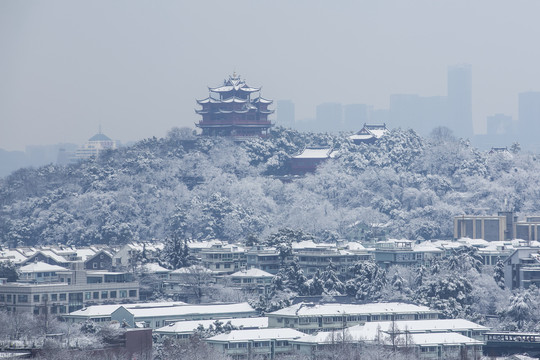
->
(19, 262), (68, 273)
(121, 302), (256, 318)
(170, 265), (215, 274)
(347, 319), (489, 335)
(0, 249), (30, 264)
(187, 240), (224, 250)
(156, 317), (268, 334)
(269, 302), (434, 317)
(206, 328), (306, 342)
(142, 263), (170, 273)
(296, 330), (483, 346)
(230, 268), (274, 278)
(293, 148), (337, 159)
(66, 301), (188, 317)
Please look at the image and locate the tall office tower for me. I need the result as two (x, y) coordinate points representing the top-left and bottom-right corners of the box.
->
(389, 94), (420, 131)
(518, 91), (540, 150)
(486, 113), (513, 136)
(447, 64), (473, 139)
(343, 104), (368, 131)
(315, 102), (342, 132)
(276, 100), (295, 128)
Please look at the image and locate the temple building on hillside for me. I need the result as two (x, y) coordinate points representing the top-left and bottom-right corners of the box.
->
(195, 73), (274, 137)
(349, 123), (388, 144)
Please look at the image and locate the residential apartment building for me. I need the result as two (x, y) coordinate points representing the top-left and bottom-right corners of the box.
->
(267, 302), (438, 334)
(246, 246), (281, 275)
(0, 261), (139, 314)
(504, 248), (540, 289)
(200, 243), (247, 275)
(206, 328), (306, 360)
(111, 302), (257, 329)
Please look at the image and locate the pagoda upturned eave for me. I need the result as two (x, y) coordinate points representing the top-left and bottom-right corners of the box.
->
(208, 85), (260, 93)
(252, 97), (273, 104)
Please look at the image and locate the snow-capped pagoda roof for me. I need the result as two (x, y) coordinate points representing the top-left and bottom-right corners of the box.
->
(292, 148), (338, 159)
(209, 74), (260, 93)
(349, 123), (388, 142)
(155, 317), (268, 335)
(269, 302), (434, 317)
(206, 328), (306, 342)
(19, 262), (68, 273)
(230, 268), (274, 278)
(252, 97), (273, 104)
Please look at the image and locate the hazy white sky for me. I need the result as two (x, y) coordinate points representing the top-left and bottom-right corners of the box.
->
(1, 0), (539, 151)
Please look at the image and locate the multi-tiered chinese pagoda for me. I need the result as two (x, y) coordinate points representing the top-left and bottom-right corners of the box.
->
(196, 73), (273, 137)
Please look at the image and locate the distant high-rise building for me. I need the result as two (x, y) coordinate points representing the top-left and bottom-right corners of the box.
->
(315, 103), (342, 132)
(447, 64), (473, 139)
(276, 100), (295, 128)
(487, 113), (513, 136)
(389, 94), (421, 130)
(518, 91), (540, 150)
(343, 104), (368, 131)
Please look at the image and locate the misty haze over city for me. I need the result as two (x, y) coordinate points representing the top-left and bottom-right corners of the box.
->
(1, 0), (540, 156)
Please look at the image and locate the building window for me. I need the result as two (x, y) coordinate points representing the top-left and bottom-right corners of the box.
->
(93, 263), (97, 269)
(129, 290), (137, 298)
(110, 291), (117, 298)
(101, 291), (108, 299)
(119, 290), (127, 298)
(93, 292), (99, 300)
(17, 295), (28, 303)
(59, 306), (66, 314)
(59, 293), (66, 301)
(33, 295), (40, 302)
(0, 294), (4, 302)
(51, 294), (57, 301)
(85, 292), (92, 300)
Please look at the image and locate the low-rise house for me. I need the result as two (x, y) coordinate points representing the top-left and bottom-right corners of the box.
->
(246, 246), (281, 275)
(226, 268), (274, 296)
(292, 241), (370, 275)
(267, 302), (438, 334)
(373, 239), (417, 268)
(84, 249), (113, 271)
(504, 248), (540, 289)
(200, 243), (246, 275)
(113, 242), (164, 270)
(17, 262), (68, 284)
(205, 328), (307, 360)
(155, 317), (268, 340)
(164, 265), (216, 302)
(111, 302), (258, 329)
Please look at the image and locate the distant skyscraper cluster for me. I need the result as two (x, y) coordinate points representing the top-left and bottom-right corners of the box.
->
(276, 64), (539, 151)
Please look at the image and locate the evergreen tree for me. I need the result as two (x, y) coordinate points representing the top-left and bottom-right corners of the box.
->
(493, 258), (506, 290)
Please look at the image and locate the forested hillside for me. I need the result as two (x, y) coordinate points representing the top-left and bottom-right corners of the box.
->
(1, 127), (539, 247)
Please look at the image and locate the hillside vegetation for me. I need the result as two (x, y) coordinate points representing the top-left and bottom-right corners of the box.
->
(1, 127), (539, 247)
